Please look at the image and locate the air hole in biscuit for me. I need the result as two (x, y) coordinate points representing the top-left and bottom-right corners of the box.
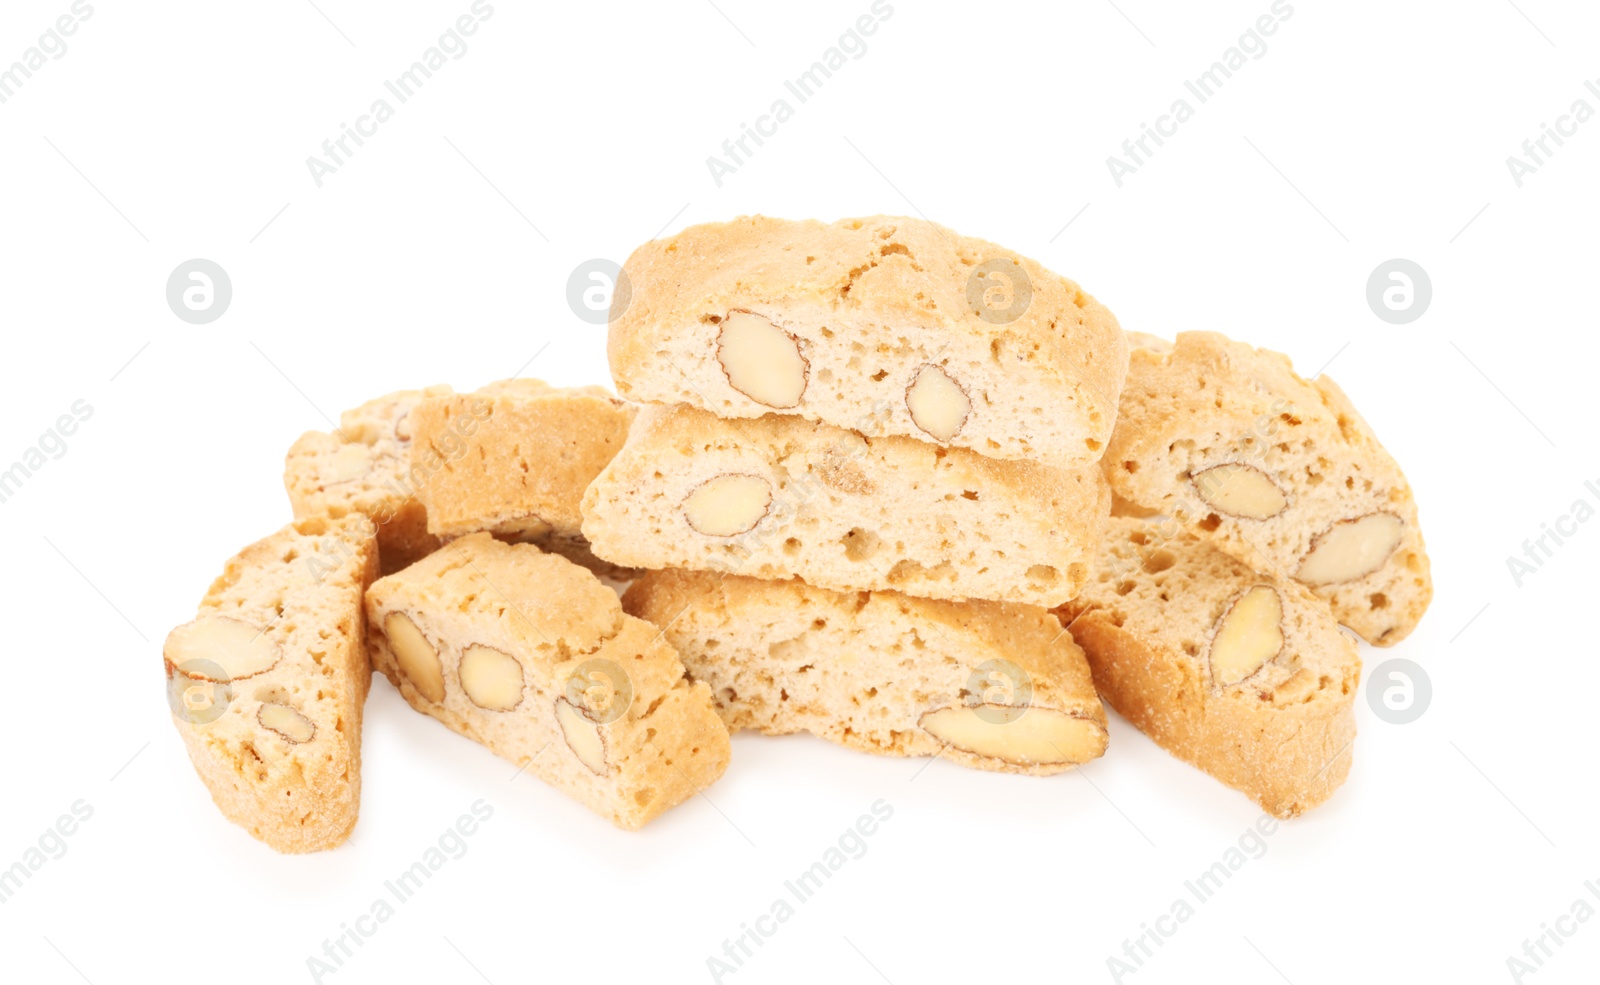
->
(1198, 513), (1222, 532)
(1142, 550), (1176, 574)
(1369, 592), (1389, 609)
(841, 527), (881, 561)
(1026, 565), (1059, 586)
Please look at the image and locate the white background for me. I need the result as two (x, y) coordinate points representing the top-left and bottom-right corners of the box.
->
(2, 0), (1597, 982)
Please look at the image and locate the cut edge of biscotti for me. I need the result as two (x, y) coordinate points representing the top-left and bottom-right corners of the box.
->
(364, 533), (730, 830)
(1105, 330), (1431, 646)
(405, 378), (638, 578)
(608, 214), (1128, 467)
(623, 568), (1109, 777)
(1055, 516), (1360, 818)
(283, 385), (451, 575)
(581, 402), (1110, 608)
(163, 514), (378, 853)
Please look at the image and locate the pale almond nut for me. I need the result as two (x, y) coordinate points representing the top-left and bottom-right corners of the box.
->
(1207, 585), (1285, 688)
(258, 702), (316, 743)
(918, 705), (1105, 765)
(1191, 463), (1287, 520)
(682, 473), (772, 537)
(459, 644), (524, 711)
(556, 698), (607, 774)
(164, 616), (280, 681)
(1296, 512), (1403, 586)
(905, 365), (972, 442)
(716, 310), (808, 408)
(385, 611), (445, 704)
(324, 442), (374, 483)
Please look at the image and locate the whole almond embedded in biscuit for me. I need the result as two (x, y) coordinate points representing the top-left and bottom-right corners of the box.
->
(459, 644), (524, 711)
(918, 705), (1105, 765)
(1207, 586), (1285, 688)
(164, 616), (281, 681)
(905, 365), (972, 442)
(1191, 463), (1287, 520)
(682, 473), (772, 537)
(1296, 513), (1403, 586)
(258, 702), (316, 744)
(385, 611), (445, 703)
(556, 698), (607, 774)
(715, 311), (808, 408)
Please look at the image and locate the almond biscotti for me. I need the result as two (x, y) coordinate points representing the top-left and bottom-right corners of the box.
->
(364, 534), (730, 830)
(285, 386), (451, 574)
(608, 215), (1128, 466)
(163, 515), (378, 852)
(624, 570), (1108, 775)
(580, 403), (1110, 607)
(408, 380), (635, 565)
(1105, 331), (1431, 645)
(1054, 517), (1360, 817)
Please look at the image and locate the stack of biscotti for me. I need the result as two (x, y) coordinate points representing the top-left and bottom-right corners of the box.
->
(166, 377), (719, 852)
(1053, 330), (1433, 816)
(284, 377), (735, 829)
(583, 215), (1131, 774)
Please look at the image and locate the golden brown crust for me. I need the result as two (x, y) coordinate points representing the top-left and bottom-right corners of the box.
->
(1055, 517), (1360, 817)
(609, 215), (1128, 466)
(624, 569), (1107, 776)
(166, 515), (378, 853)
(408, 379), (636, 541)
(1105, 331), (1431, 645)
(364, 534), (729, 830)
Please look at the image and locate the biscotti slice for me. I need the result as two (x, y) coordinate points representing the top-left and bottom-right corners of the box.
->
(581, 404), (1110, 607)
(1105, 331), (1432, 645)
(624, 570), (1108, 775)
(408, 379), (635, 561)
(1055, 517), (1360, 817)
(608, 214), (1128, 466)
(285, 385), (452, 574)
(364, 534), (730, 830)
(163, 515), (378, 853)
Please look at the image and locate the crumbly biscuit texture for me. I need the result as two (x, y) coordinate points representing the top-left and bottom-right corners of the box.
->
(608, 215), (1128, 466)
(1105, 331), (1431, 645)
(163, 515), (378, 853)
(284, 386), (452, 574)
(1055, 517), (1360, 817)
(581, 403), (1110, 607)
(408, 378), (635, 546)
(364, 534), (730, 830)
(625, 569), (1108, 776)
